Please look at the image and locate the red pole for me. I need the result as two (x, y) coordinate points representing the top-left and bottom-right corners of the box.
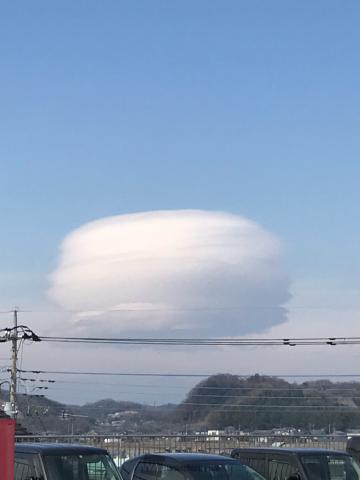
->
(0, 418), (15, 480)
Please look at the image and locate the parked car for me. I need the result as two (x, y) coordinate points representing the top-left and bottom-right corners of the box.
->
(230, 448), (360, 480)
(347, 437), (360, 464)
(119, 452), (266, 480)
(15, 442), (122, 480)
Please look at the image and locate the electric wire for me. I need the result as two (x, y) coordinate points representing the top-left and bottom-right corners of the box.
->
(39, 335), (360, 347)
(12, 379), (360, 392)
(5, 305), (360, 313)
(39, 386), (360, 400)
(180, 402), (360, 409)
(17, 369), (360, 378)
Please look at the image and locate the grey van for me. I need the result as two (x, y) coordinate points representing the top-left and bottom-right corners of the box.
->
(230, 448), (360, 480)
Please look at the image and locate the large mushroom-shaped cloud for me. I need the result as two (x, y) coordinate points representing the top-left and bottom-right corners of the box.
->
(49, 210), (290, 336)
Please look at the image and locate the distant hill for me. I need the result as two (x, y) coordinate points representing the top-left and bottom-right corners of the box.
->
(4, 374), (360, 434)
(175, 374), (360, 431)
(3, 391), (177, 435)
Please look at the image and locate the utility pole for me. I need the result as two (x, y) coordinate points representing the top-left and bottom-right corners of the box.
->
(9, 308), (18, 418)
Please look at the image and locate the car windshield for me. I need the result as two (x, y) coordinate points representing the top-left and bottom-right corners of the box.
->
(301, 455), (360, 480)
(184, 462), (266, 480)
(42, 453), (122, 480)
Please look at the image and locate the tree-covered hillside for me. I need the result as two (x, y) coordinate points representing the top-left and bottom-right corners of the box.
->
(4, 374), (360, 434)
(175, 374), (360, 431)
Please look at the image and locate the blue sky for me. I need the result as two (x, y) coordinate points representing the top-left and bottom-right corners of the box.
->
(1, 1), (360, 296)
(1, 1), (360, 403)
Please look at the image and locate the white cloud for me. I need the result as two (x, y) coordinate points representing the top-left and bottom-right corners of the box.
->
(10, 271), (360, 405)
(48, 210), (290, 336)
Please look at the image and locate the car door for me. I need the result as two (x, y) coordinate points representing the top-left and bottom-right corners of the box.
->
(234, 454), (267, 477)
(267, 455), (299, 480)
(15, 452), (44, 480)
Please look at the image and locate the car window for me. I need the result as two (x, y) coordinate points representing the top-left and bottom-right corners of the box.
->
(328, 458), (350, 480)
(301, 455), (360, 480)
(87, 458), (115, 480)
(268, 460), (297, 480)
(121, 458), (139, 480)
(301, 457), (328, 480)
(15, 453), (43, 480)
(43, 453), (121, 480)
(133, 462), (185, 480)
(185, 463), (266, 480)
(233, 456), (266, 477)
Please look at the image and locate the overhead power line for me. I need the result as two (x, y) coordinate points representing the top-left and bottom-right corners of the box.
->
(5, 305), (360, 313)
(0, 325), (41, 343)
(18, 369), (210, 377)
(17, 369), (360, 378)
(19, 378), (56, 383)
(21, 379), (360, 392)
(181, 402), (360, 409)
(182, 394), (360, 399)
(39, 335), (360, 347)
(35, 386), (360, 400)
(192, 407), (360, 413)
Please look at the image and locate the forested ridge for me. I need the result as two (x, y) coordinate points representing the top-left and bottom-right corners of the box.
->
(175, 374), (360, 431)
(5, 374), (360, 433)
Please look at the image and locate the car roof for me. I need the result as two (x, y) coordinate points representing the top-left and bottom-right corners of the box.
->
(15, 443), (108, 456)
(232, 448), (349, 456)
(132, 453), (237, 464)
